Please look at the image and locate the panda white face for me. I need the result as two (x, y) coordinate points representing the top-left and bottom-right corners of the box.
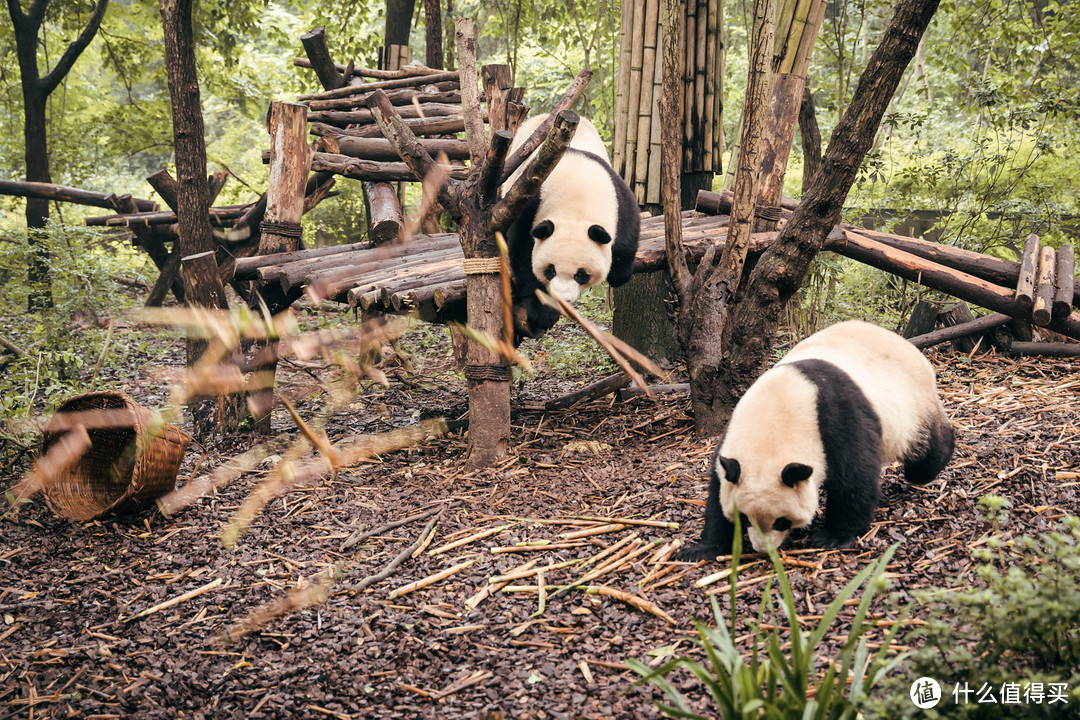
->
(530, 218), (613, 302)
(717, 455), (819, 552)
(716, 364), (827, 553)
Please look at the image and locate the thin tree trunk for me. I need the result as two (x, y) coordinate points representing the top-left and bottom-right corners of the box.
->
(160, 0), (243, 438)
(7, 0), (110, 310)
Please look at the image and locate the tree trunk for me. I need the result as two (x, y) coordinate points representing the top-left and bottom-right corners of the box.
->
(798, 85), (823, 192)
(386, 0), (417, 47)
(710, 0), (942, 428)
(7, 0), (110, 310)
(160, 0), (244, 438)
(425, 0), (444, 69)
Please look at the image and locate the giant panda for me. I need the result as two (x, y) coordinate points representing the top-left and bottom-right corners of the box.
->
(502, 113), (640, 337)
(679, 320), (954, 560)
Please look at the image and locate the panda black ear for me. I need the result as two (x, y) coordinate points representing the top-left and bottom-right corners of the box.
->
(588, 224), (612, 245)
(781, 463), (813, 488)
(717, 456), (740, 484)
(532, 219), (554, 240)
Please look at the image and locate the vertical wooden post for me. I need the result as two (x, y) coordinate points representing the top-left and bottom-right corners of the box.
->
(251, 101), (312, 434)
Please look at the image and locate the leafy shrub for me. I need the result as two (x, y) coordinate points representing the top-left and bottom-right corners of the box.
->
(629, 515), (905, 719)
(864, 499), (1080, 719)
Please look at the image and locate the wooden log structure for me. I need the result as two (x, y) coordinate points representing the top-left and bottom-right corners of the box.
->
(0, 179), (157, 212)
(308, 103), (472, 127)
(306, 84), (460, 112)
(696, 188), (1080, 309)
(310, 116), (470, 139)
(907, 312), (1011, 350)
(294, 56), (447, 80)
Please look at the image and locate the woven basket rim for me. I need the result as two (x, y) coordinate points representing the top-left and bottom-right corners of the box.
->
(41, 391), (190, 521)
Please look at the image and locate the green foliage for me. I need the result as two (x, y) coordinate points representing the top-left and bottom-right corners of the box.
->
(629, 513), (905, 719)
(864, 506), (1080, 719)
(0, 221), (169, 419)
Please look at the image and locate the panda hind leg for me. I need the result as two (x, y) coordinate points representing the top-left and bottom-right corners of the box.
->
(903, 412), (955, 485)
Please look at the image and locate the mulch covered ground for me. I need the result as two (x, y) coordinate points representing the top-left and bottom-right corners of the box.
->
(2, 330), (1078, 719)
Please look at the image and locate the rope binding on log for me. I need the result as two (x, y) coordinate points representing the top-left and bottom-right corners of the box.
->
(260, 220), (304, 239)
(464, 363), (512, 381)
(462, 257), (503, 275)
(756, 205), (783, 222)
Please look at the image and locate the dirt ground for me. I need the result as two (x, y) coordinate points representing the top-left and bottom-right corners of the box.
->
(2, 324), (1078, 719)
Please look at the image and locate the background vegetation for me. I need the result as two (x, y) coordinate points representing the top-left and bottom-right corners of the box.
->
(1, 0), (1078, 409)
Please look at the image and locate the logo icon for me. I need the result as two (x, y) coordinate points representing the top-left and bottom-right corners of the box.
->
(911, 677), (942, 709)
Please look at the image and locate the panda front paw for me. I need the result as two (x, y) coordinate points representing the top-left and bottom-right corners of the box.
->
(807, 529), (858, 550)
(675, 543), (726, 562)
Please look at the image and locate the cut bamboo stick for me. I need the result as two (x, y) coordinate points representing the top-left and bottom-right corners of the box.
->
(584, 584), (676, 625)
(428, 524), (514, 556)
(126, 578), (224, 622)
(389, 558), (477, 599)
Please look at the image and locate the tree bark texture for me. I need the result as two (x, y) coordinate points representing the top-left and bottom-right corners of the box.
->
(709, 0), (943, 432)
(160, 0), (244, 438)
(425, 0), (444, 69)
(798, 85), (822, 191)
(7, 0), (109, 310)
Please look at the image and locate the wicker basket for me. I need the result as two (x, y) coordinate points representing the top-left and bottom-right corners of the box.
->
(40, 391), (191, 521)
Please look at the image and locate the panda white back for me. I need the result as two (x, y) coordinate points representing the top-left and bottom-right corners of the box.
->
(778, 320), (943, 463)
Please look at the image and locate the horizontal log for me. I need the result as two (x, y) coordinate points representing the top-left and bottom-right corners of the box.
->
(231, 240), (376, 280)
(306, 84), (460, 112)
(294, 57), (447, 80)
(307, 153), (470, 182)
(85, 206), (250, 228)
(695, 188), (800, 215)
(545, 373), (631, 410)
(329, 135), (471, 162)
(298, 70), (461, 102)
(308, 102), (469, 127)
(1007, 341), (1080, 358)
(907, 313), (1011, 349)
(0, 179), (157, 211)
(832, 229), (1080, 341)
(309, 116), (469, 139)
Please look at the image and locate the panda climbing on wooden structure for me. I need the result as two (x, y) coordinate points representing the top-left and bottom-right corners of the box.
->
(680, 320), (955, 561)
(502, 113), (640, 337)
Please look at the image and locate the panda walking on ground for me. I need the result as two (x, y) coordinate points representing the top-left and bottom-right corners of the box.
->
(502, 113), (640, 337)
(680, 320), (955, 561)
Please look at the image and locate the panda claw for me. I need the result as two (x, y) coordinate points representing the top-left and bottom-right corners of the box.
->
(807, 530), (858, 550)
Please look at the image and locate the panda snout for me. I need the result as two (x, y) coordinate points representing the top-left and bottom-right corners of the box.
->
(548, 277), (582, 303)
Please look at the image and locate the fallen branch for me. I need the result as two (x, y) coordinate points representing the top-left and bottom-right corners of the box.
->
(583, 584), (676, 625)
(352, 512), (443, 593)
(341, 507), (442, 550)
(388, 558), (478, 599)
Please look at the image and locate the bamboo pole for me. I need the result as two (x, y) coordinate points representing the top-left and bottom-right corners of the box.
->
(634, 0), (661, 203)
(624, 0), (648, 189)
(613, 0), (636, 178)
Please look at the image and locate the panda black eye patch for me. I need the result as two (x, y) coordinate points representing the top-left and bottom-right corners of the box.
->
(772, 517), (792, 532)
(543, 264), (556, 281)
(574, 269), (591, 285)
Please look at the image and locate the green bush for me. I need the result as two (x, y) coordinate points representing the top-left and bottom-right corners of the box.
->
(629, 515), (906, 719)
(864, 499), (1080, 719)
